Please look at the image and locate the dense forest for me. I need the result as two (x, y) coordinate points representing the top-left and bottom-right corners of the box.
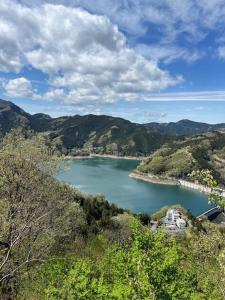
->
(0, 130), (225, 299)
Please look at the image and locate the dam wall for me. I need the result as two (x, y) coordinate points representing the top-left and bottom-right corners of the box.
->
(179, 179), (225, 196)
(178, 179), (211, 194)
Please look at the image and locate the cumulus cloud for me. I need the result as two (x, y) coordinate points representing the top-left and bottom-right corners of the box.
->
(0, 0), (182, 104)
(4, 77), (34, 98)
(76, 0), (225, 63)
(10, 0), (225, 64)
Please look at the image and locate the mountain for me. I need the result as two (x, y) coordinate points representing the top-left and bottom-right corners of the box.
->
(0, 99), (31, 137)
(137, 131), (225, 184)
(145, 119), (225, 135)
(1, 99), (225, 159)
(0, 99), (170, 156)
(32, 114), (171, 156)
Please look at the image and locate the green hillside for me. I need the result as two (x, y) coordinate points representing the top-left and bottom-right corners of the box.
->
(137, 132), (225, 184)
(45, 114), (171, 156)
(0, 99), (171, 156)
(1, 130), (225, 299)
(0, 99), (30, 137)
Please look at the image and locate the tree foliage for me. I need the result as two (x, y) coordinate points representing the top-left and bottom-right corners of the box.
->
(189, 169), (225, 207)
(18, 221), (206, 300)
(0, 130), (84, 287)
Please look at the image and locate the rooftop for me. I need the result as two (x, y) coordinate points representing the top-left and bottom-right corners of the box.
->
(197, 207), (225, 225)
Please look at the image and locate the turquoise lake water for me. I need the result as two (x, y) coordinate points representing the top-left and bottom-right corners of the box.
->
(57, 157), (211, 216)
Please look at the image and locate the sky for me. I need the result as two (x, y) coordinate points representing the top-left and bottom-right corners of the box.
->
(1, 0), (225, 123)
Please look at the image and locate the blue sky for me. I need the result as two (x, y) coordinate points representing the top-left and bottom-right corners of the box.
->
(1, 0), (225, 123)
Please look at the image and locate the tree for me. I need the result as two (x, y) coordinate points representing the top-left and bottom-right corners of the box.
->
(187, 222), (225, 299)
(21, 220), (202, 300)
(0, 130), (84, 287)
(188, 169), (225, 207)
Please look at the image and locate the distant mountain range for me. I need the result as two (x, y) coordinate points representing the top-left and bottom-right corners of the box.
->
(0, 99), (169, 156)
(145, 119), (225, 135)
(0, 99), (225, 157)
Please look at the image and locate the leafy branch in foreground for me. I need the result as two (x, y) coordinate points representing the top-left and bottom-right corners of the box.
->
(188, 169), (225, 208)
(0, 130), (84, 287)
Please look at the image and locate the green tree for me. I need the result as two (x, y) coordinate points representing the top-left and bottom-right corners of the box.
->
(189, 169), (225, 207)
(187, 222), (225, 299)
(0, 130), (84, 288)
(22, 220), (202, 300)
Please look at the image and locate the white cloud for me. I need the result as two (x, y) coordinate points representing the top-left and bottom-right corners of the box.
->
(12, 0), (225, 63)
(0, 0), (182, 104)
(4, 77), (34, 98)
(2, 0), (225, 105)
(140, 90), (225, 101)
(68, 0), (225, 62)
(134, 44), (203, 64)
(217, 46), (225, 59)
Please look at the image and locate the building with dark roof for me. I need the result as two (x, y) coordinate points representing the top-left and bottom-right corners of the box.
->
(197, 207), (225, 225)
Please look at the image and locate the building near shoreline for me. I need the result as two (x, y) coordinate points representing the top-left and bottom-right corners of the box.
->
(165, 209), (186, 229)
(176, 218), (186, 228)
(166, 209), (180, 222)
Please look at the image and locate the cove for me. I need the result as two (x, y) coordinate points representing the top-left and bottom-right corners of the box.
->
(57, 157), (211, 216)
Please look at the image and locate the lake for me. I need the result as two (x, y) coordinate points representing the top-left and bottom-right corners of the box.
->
(57, 157), (211, 216)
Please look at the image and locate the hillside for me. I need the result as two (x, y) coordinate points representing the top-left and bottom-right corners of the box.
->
(1, 115), (225, 300)
(1, 99), (225, 159)
(145, 119), (225, 135)
(0, 99), (30, 137)
(43, 114), (173, 156)
(0, 99), (171, 156)
(137, 131), (225, 185)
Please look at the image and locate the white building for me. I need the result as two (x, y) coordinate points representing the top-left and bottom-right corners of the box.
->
(176, 218), (186, 228)
(166, 209), (180, 222)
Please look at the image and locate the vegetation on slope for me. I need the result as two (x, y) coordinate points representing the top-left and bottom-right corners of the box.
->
(137, 132), (225, 184)
(145, 119), (225, 135)
(0, 130), (125, 297)
(46, 114), (170, 156)
(17, 220), (225, 300)
(0, 130), (225, 299)
(0, 100), (30, 137)
(0, 99), (173, 157)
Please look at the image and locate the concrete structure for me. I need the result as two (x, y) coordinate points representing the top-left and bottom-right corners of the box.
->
(176, 218), (186, 228)
(161, 208), (188, 236)
(166, 209), (180, 222)
(179, 179), (225, 197)
(178, 179), (211, 194)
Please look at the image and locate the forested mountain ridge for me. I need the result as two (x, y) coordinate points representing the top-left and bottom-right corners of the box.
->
(0, 99), (171, 156)
(145, 119), (225, 135)
(0, 99), (31, 137)
(1, 98), (225, 157)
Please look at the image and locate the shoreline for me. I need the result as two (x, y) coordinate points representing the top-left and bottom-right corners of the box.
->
(62, 155), (92, 160)
(129, 171), (218, 195)
(63, 153), (145, 161)
(90, 154), (145, 161)
(129, 172), (178, 185)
